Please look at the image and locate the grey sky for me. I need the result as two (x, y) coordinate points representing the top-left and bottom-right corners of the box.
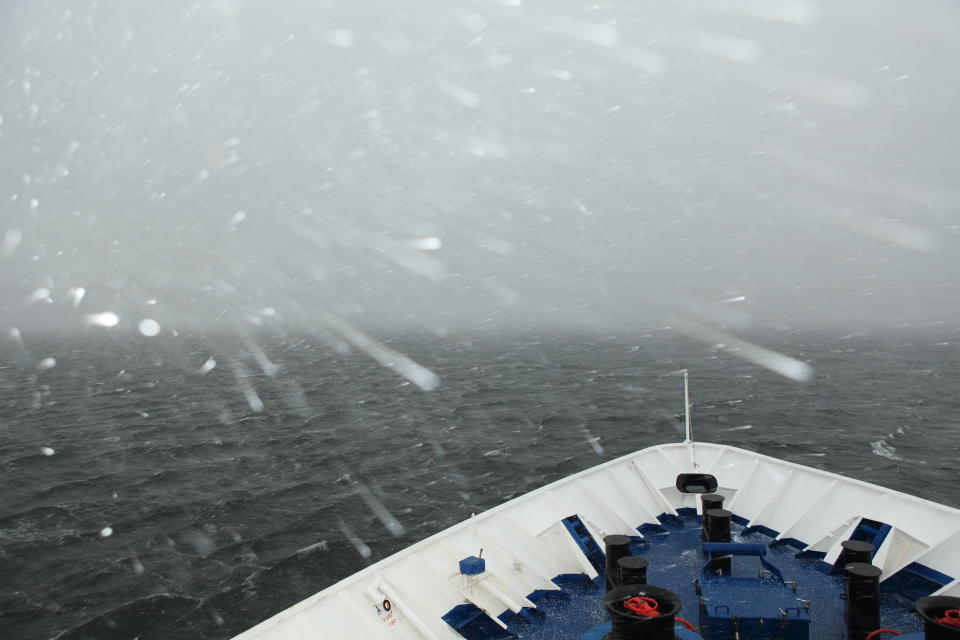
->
(1, 0), (959, 336)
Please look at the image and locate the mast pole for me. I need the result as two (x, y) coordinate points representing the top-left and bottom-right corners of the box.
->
(683, 370), (698, 467)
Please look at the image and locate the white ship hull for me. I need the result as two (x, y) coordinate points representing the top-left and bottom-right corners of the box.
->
(232, 442), (960, 640)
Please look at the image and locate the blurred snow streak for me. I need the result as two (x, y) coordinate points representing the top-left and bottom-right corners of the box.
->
(339, 519), (373, 560)
(229, 360), (265, 413)
(672, 318), (815, 382)
(355, 483), (407, 537)
(1, 228), (23, 257)
(319, 311), (440, 391)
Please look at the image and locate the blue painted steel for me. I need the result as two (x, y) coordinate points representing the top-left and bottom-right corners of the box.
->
(903, 562), (953, 586)
(658, 512), (685, 527)
(699, 613), (808, 640)
(698, 541), (810, 639)
(881, 561), (955, 602)
(743, 524), (781, 539)
(851, 519), (892, 554)
(638, 521), (668, 535)
(561, 515), (605, 574)
(460, 556), (486, 575)
(442, 603), (515, 639)
(496, 607), (542, 627)
(503, 574), (605, 640)
(828, 518), (894, 574)
(579, 620), (704, 639)
(702, 542), (787, 583)
(771, 537), (808, 551)
(577, 621), (609, 640)
(702, 542), (768, 556)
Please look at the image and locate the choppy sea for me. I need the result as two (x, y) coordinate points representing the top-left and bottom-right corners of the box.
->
(1, 327), (959, 639)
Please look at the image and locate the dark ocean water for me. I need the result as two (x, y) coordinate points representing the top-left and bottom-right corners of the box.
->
(1, 327), (959, 640)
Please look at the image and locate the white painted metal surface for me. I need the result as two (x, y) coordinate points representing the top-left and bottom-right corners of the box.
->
(231, 443), (960, 640)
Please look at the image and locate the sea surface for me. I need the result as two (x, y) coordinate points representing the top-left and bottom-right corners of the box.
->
(1, 327), (959, 640)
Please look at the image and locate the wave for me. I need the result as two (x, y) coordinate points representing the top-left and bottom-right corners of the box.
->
(870, 438), (906, 461)
(54, 593), (206, 640)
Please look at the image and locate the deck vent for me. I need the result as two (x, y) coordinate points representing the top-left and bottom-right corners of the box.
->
(676, 473), (718, 494)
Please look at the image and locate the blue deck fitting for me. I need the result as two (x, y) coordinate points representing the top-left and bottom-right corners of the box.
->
(698, 542), (809, 639)
(460, 556), (486, 575)
(579, 620), (704, 639)
(702, 542), (769, 556)
(701, 542), (784, 582)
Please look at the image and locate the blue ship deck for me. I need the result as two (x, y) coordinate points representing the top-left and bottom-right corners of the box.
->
(450, 511), (939, 640)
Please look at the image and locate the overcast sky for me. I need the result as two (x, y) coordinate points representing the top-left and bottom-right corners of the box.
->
(1, 0), (959, 336)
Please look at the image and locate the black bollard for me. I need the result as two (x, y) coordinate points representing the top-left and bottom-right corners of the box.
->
(915, 596), (960, 639)
(704, 508), (732, 542)
(844, 563), (882, 640)
(704, 509), (732, 541)
(705, 508), (732, 573)
(701, 494), (724, 519)
(605, 584), (682, 640)
(604, 535), (632, 592)
(702, 495), (724, 543)
(616, 556), (649, 588)
(840, 540), (875, 567)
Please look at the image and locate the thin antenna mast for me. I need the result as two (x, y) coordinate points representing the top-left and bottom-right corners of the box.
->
(683, 370), (693, 444)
